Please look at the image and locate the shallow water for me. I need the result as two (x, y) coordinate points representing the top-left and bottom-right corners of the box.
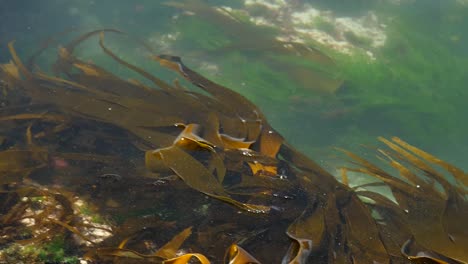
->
(2, 0), (467, 171)
(1, 0), (467, 263)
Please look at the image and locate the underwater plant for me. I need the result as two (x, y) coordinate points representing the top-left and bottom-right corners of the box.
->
(322, 0), (468, 162)
(0, 29), (467, 263)
(166, 0), (343, 96)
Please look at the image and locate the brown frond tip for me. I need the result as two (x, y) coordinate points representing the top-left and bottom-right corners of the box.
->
(342, 137), (468, 263)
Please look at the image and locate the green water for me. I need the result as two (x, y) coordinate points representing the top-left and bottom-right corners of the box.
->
(1, 0), (467, 171)
(1, 1), (468, 263)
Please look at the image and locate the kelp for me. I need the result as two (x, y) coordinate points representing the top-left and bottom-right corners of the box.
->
(341, 137), (468, 263)
(0, 30), (467, 264)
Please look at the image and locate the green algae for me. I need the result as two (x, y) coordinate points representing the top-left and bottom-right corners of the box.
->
(37, 237), (80, 264)
(327, 6), (468, 160)
(312, 16), (337, 35)
(174, 15), (232, 52)
(0, 238), (80, 264)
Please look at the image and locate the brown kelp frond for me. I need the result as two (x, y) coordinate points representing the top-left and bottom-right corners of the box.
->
(64, 28), (124, 54)
(99, 32), (175, 92)
(163, 254), (210, 264)
(2, 31), (468, 263)
(378, 137), (455, 195)
(225, 244), (260, 264)
(276, 142), (392, 263)
(0, 112), (68, 122)
(2, 30), (294, 261)
(26, 27), (78, 69)
(153, 54), (286, 158)
(7, 42), (34, 80)
(154, 226), (193, 259)
(152, 54), (264, 120)
(0, 61), (20, 82)
(147, 144), (271, 214)
(282, 205), (324, 264)
(342, 137), (468, 263)
(401, 237), (465, 264)
(87, 226), (212, 264)
(388, 137), (468, 190)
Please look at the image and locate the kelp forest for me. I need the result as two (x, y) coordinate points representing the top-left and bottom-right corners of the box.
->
(0, 28), (467, 264)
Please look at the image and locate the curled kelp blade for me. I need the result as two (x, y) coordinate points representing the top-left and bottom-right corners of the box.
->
(225, 244), (260, 264)
(280, 142), (393, 263)
(89, 227), (197, 262)
(154, 227), (193, 259)
(163, 254), (210, 264)
(401, 237), (466, 264)
(282, 206), (322, 264)
(152, 55), (285, 158)
(74, 33), (273, 151)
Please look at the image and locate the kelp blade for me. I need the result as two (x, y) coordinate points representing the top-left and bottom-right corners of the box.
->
(1, 30), (468, 264)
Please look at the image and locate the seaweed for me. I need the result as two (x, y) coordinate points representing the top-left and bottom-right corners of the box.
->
(325, 3), (468, 159)
(0, 30), (467, 263)
(167, 0), (343, 96)
(340, 137), (468, 263)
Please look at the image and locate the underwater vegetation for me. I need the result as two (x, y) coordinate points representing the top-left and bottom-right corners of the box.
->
(0, 29), (467, 263)
(148, 0), (468, 166)
(297, 0), (468, 163)
(165, 0), (343, 96)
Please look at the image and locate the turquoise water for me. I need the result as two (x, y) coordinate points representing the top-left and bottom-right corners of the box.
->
(2, 0), (467, 171)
